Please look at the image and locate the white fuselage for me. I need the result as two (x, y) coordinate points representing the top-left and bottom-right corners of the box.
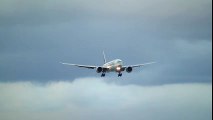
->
(103, 59), (123, 72)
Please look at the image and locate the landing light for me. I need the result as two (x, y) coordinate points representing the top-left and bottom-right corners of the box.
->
(107, 66), (111, 69)
(116, 67), (121, 71)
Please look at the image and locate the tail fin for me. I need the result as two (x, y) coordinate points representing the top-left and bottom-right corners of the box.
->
(103, 51), (107, 64)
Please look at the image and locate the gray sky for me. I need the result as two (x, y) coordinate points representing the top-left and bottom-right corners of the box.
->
(0, 0), (212, 84)
(0, 0), (212, 120)
(0, 0), (212, 83)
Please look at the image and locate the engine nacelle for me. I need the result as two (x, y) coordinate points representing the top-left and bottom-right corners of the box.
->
(96, 67), (103, 73)
(126, 67), (133, 73)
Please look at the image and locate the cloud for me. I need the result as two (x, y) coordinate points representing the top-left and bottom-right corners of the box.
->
(0, 78), (212, 120)
(0, 0), (212, 35)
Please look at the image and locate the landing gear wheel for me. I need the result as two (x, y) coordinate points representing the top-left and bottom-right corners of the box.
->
(118, 73), (122, 77)
(101, 73), (106, 77)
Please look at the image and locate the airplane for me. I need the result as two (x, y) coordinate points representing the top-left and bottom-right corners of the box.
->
(61, 52), (156, 77)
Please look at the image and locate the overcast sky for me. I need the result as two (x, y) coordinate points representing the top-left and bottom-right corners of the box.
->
(0, 0), (212, 120)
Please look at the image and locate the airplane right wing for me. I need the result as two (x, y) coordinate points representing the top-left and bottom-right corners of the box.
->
(123, 62), (156, 68)
(60, 62), (97, 69)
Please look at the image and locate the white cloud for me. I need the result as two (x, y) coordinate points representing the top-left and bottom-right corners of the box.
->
(0, 78), (212, 120)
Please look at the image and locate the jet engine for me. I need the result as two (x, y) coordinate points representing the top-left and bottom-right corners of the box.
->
(126, 67), (133, 73)
(96, 67), (103, 73)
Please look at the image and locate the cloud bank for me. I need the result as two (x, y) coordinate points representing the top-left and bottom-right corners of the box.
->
(0, 78), (212, 120)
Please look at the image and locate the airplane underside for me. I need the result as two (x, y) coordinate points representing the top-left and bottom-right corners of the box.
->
(100, 68), (124, 77)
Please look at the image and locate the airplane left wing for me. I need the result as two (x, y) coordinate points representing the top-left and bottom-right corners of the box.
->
(60, 62), (97, 69)
(123, 62), (156, 68)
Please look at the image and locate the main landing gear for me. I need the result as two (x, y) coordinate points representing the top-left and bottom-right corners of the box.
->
(118, 73), (122, 77)
(101, 73), (106, 77)
(101, 73), (122, 77)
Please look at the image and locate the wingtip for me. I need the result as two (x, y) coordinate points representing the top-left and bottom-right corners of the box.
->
(149, 62), (157, 64)
(60, 62), (66, 64)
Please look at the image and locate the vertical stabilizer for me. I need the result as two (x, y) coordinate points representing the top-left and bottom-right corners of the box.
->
(103, 51), (107, 64)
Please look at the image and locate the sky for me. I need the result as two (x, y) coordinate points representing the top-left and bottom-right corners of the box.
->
(0, 0), (212, 120)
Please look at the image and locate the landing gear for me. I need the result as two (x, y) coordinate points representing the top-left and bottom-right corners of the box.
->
(101, 73), (106, 77)
(118, 73), (122, 77)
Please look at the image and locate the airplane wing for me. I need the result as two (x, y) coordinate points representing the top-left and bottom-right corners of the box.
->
(123, 62), (156, 68)
(60, 62), (97, 69)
